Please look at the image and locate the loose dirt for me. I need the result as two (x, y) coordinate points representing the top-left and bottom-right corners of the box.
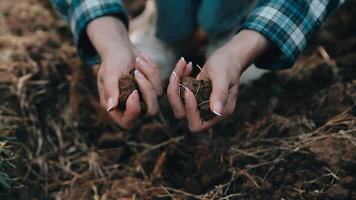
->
(118, 74), (146, 113)
(0, 0), (355, 199)
(179, 77), (215, 121)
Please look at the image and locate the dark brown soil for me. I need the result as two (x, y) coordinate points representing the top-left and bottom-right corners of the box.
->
(0, 0), (355, 200)
(118, 74), (146, 113)
(179, 77), (215, 121)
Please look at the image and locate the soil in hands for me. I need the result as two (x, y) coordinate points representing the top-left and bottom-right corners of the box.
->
(118, 74), (147, 113)
(1, 0), (356, 199)
(179, 77), (216, 121)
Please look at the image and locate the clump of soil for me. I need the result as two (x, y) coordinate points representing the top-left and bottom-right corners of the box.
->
(118, 74), (146, 113)
(179, 77), (215, 121)
(309, 135), (356, 170)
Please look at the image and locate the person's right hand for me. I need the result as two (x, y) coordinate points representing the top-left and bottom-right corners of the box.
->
(167, 30), (269, 132)
(87, 17), (162, 129)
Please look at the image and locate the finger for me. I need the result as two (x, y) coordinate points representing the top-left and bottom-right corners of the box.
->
(141, 52), (156, 68)
(173, 57), (187, 77)
(184, 88), (201, 129)
(167, 57), (187, 119)
(222, 85), (239, 116)
(107, 90), (141, 129)
(107, 111), (124, 127)
(121, 90), (141, 128)
(97, 78), (107, 109)
(102, 70), (120, 112)
(183, 62), (193, 77)
(136, 55), (163, 96)
(184, 88), (220, 132)
(209, 74), (230, 117)
(196, 65), (209, 80)
(167, 71), (185, 119)
(134, 69), (159, 116)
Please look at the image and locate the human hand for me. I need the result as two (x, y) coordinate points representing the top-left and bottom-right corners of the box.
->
(88, 17), (162, 129)
(167, 49), (242, 132)
(167, 30), (269, 132)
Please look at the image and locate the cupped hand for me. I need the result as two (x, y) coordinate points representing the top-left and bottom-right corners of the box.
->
(167, 49), (242, 132)
(167, 30), (269, 132)
(88, 17), (162, 129)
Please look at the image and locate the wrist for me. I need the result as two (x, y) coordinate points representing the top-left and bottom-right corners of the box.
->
(225, 29), (269, 72)
(87, 16), (132, 60)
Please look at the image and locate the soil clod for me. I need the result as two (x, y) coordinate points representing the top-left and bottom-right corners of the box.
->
(118, 74), (147, 113)
(179, 77), (215, 121)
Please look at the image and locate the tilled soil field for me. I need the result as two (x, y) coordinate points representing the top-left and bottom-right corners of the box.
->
(0, 0), (355, 199)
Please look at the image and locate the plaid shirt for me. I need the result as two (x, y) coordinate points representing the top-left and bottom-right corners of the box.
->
(240, 0), (345, 70)
(51, 0), (344, 70)
(51, 0), (128, 65)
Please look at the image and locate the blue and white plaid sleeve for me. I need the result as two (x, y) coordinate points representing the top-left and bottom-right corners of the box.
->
(240, 0), (345, 70)
(51, 0), (129, 65)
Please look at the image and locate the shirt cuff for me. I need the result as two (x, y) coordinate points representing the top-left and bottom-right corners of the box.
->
(239, 1), (328, 70)
(70, 0), (129, 65)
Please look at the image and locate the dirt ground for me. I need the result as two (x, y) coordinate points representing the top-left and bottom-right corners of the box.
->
(0, 0), (355, 199)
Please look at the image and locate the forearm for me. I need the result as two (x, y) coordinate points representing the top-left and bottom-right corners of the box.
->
(87, 16), (132, 61)
(224, 29), (270, 72)
(237, 0), (344, 70)
(51, 0), (129, 65)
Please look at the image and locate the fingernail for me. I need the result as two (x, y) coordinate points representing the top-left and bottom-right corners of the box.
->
(180, 57), (185, 62)
(212, 100), (222, 116)
(187, 62), (192, 71)
(131, 90), (139, 103)
(170, 71), (177, 83)
(135, 69), (144, 79)
(106, 97), (115, 111)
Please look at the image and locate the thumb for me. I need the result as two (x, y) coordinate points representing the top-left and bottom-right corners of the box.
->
(210, 77), (229, 117)
(103, 73), (120, 112)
